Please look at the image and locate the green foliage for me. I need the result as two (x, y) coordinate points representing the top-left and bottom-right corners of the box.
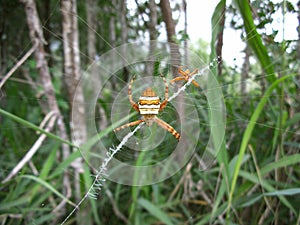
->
(227, 73), (297, 218)
(233, 0), (276, 83)
(0, 0), (299, 224)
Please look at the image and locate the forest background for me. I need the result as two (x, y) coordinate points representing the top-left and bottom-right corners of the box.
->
(0, 0), (299, 224)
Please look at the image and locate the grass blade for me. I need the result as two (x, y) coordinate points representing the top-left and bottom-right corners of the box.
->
(261, 154), (300, 175)
(227, 74), (296, 217)
(0, 108), (75, 147)
(233, 0), (275, 83)
(239, 171), (296, 214)
(138, 198), (174, 225)
(21, 175), (76, 207)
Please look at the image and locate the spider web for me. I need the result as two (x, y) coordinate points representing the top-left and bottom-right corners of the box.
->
(2, 1), (298, 224)
(73, 41), (225, 188)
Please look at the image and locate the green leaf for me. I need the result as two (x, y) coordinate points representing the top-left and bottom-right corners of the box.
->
(30, 145), (58, 201)
(49, 149), (81, 179)
(227, 74), (297, 216)
(261, 154), (300, 175)
(129, 151), (147, 219)
(0, 108), (75, 147)
(264, 188), (300, 196)
(233, 0), (276, 83)
(210, 0), (226, 61)
(0, 197), (30, 211)
(21, 175), (76, 207)
(138, 198), (174, 225)
(285, 112), (300, 128)
(238, 171), (297, 214)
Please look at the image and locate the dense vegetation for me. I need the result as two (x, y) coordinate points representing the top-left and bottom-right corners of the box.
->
(0, 0), (299, 224)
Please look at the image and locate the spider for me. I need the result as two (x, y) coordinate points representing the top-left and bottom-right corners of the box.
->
(114, 76), (180, 141)
(170, 67), (200, 87)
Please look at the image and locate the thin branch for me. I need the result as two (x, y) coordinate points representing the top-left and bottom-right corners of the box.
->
(2, 112), (57, 183)
(38, 110), (56, 133)
(0, 43), (37, 90)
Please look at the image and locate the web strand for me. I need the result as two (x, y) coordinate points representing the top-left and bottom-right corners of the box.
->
(60, 122), (144, 225)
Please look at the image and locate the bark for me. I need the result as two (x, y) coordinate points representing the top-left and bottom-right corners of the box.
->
(20, 0), (71, 218)
(61, 0), (87, 149)
(109, 0), (117, 89)
(86, 0), (97, 65)
(182, 0), (188, 65)
(297, 1), (300, 74)
(120, 0), (129, 81)
(146, 0), (158, 75)
(160, 0), (181, 74)
(61, 0), (89, 223)
(120, 0), (128, 47)
(86, 0), (107, 130)
(159, 0), (185, 161)
(41, 0), (53, 68)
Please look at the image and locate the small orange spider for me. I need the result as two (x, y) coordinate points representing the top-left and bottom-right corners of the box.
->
(170, 67), (200, 87)
(114, 76), (180, 141)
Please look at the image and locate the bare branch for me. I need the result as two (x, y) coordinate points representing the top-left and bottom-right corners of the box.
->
(0, 43), (37, 90)
(2, 112), (57, 183)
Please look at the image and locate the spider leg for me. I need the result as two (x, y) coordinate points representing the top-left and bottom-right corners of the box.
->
(177, 68), (200, 88)
(178, 67), (189, 78)
(159, 76), (169, 111)
(187, 68), (199, 77)
(186, 69), (200, 87)
(169, 76), (186, 84)
(191, 80), (200, 87)
(154, 117), (180, 141)
(114, 119), (144, 132)
(128, 78), (139, 112)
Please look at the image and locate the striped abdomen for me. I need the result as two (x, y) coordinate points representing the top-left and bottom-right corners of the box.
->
(138, 88), (160, 115)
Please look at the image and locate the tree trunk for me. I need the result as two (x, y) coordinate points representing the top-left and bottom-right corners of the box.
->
(86, 0), (97, 65)
(20, 0), (71, 219)
(61, 0), (89, 223)
(109, 0), (117, 89)
(146, 0), (158, 75)
(160, 0), (181, 74)
(182, 0), (188, 65)
(159, 0), (186, 161)
(297, 1), (300, 58)
(86, 0), (107, 131)
(120, 0), (129, 81)
(61, 0), (87, 152)
(41, 0), (53, 68)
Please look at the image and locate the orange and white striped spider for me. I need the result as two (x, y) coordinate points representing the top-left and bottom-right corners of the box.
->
(114, 76), (180, 141)
(170, 67), (200, 87)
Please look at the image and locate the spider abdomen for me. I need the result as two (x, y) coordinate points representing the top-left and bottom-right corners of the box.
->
(138, 96), (160, 115)
(138, 88), (161, 115)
